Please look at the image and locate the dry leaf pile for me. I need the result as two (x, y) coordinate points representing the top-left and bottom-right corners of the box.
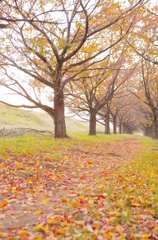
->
(0, 138), (158, 239)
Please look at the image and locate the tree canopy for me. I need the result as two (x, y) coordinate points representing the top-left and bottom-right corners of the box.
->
(0, 0), (158, 138)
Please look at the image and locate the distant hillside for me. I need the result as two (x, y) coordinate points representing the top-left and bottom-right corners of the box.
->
(0, 103), (104, 133)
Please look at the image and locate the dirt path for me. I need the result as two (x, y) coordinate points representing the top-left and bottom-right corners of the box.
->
(0, 138), (143, 239)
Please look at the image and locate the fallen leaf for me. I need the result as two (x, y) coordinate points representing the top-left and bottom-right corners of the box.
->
(34, 210), (43, 215)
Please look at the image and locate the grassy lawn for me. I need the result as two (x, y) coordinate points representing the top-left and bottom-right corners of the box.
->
(0, 133), (135, 156)
(0, 133), (158, 239)
(0, 104), (158, 239)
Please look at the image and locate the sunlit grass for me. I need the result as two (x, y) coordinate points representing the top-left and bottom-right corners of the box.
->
(0, 103), (104, 133)
(1, 132), (158, 233)
(69, 132), (137, 145)
(98, 136), (158, 226)
(0, 134), (69, 155)
(122, 137), (158, 196)
(0, 132), (139, 156)
(0, 103), (52, 130)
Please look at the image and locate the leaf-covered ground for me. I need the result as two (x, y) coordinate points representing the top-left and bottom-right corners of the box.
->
(0, 135), (158, 239)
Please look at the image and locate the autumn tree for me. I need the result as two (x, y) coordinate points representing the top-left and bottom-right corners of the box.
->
(109, 98), (123, 134)
(118, 2), (158, 138)
(98, 92), (137, 134)
(109, 96), (126, 134)
(135, 100), (153, 137)
(0, 0), (145, 138)
(127, 2), (158, 65)
(97, 50), (139, 135)
(141, 61), (158, 138)
(115, 95), (138, 134)
(66, 54), (123, 135)
(132, 61), (158, 138)
(98, 102), (111, 134)
(66, 42), (138, 136)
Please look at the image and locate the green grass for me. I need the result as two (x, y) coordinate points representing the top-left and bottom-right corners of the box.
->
(69, 132), (136, 147)
(118, 142), (158, 199)
(0, 103), (51, 130)
(0, 103), (104, 133)
(0, 134), (68, 155)
(113, 136), (158, 212)
(0, 102), (158, 239)
(0, 125), (158, 238)
(0, 132), (140, 157)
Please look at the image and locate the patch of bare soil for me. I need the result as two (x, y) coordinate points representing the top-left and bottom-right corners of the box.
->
(0, 127), (53, 137)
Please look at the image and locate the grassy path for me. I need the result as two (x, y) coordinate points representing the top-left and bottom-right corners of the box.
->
(0, 134), (158, 239)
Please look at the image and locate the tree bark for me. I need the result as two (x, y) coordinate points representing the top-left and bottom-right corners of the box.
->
(152, 113), (158, 139)
(105, 108), (110, 134)
(119, 120), (122, 134)
(53, 63), (68, 138)
(145, 124), (152, 137)
(89, 113), (96, 135)
(54, 89), (67, 138)
(123, 123), (126, 134)
(113, 116), (117, 134)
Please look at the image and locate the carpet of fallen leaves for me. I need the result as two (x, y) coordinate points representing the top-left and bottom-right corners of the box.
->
(0, 137), (158, 239)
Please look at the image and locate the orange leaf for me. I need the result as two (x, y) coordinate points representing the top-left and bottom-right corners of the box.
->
(80, 174), (87, 180)
(0, 200), (8, 208)
(28, 178), (34, 184)
(98, 194), (105, 200)
(56, 228), (66, 235)
(88, 160), (93, 164)
(61, 196), (67, 202)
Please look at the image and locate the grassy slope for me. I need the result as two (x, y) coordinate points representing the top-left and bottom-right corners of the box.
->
(0, 103), (104, 133)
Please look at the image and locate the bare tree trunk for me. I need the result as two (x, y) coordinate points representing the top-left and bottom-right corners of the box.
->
(53, 63), (68, 138)
(54, 89), (67, 138)
(119, 120), (122, 134)
(113, 116), (117, 134)
(152, 113), (158, 139)
(89, 113), (96, 135)
(105, 107), (110, 134)
(123, 123), (126, 134)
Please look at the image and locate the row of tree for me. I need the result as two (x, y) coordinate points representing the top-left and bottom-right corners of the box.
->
(0, 0), (158, 138)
